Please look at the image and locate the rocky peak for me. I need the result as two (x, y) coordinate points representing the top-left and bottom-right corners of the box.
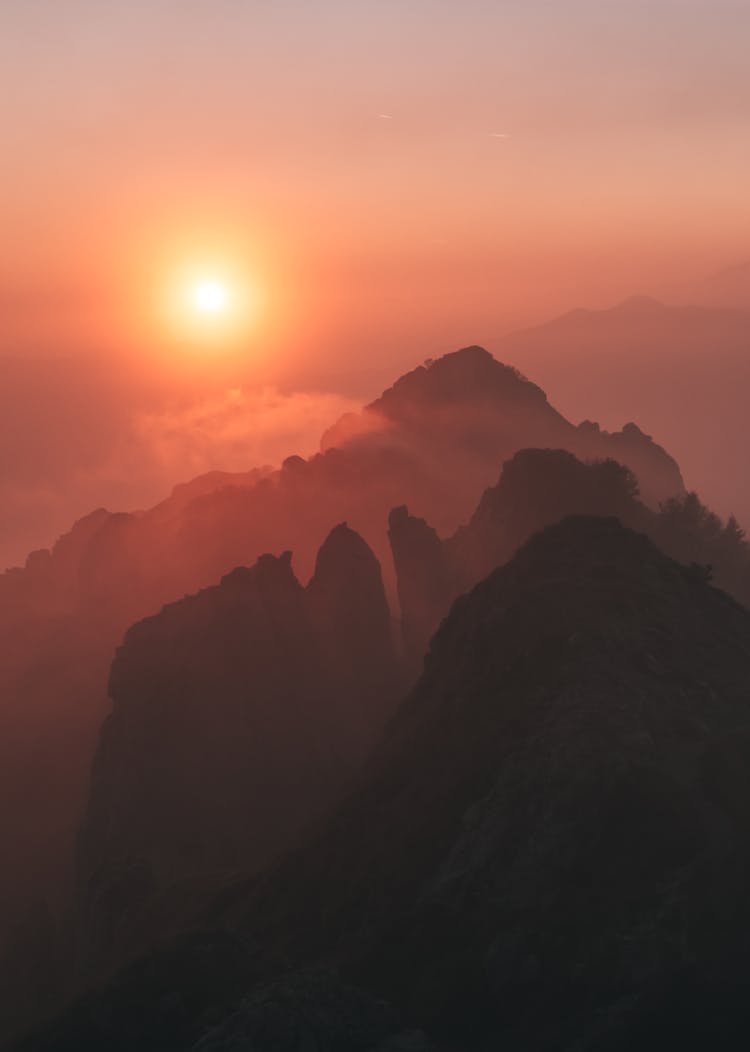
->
(369, 345), (550, 419)
(307, 523), (398, 708)
(388, 506), (454, 661)
(308, 523), (381, 596)
(77, 526), (402, 971)
(177, 516), (750, 1051)
(222, 550), (301, 609)
(18, 517), (750, 1050)
(389, 448), (648, 660)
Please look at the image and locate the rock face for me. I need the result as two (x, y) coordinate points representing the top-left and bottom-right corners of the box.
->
(390, 446), (750, 663)
(387, 508), (452, 661)
(76, 525), (400, 969)
(500, 295), (750, 524)
(324, 346), (684, 519)
(26, 516), (750, 1050)
(307, 524), (397, 721)
(390, 448), (648, 659)
(223, 516), (750, 1049)
(0, 346), (685, 949)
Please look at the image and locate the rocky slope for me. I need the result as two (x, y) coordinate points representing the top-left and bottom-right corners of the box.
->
(324, 345), (683, 514)
(76, 525), (400, 971)
(0, 345), (686, 953)
(19, 516), (750, 1050)
(391, 446), (750, 662)
(390, 448), (647, 658)
(500, 295), (750, 525)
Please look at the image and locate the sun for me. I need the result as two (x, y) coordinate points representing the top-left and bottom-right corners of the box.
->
(193, 279), (228, 314)
(152, 249), (268, 352)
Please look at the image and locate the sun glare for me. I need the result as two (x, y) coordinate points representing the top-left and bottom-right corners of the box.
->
(194, 280), (228, 314)
(145, 240), (272, 356)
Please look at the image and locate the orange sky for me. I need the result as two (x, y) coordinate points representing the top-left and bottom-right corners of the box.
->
(1, 1), (750, 566)
(3, 2), (750, 366)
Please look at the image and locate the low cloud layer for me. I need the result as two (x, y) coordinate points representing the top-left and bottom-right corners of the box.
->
(133, 387), (358, 482)
(0, 368), (358, 570)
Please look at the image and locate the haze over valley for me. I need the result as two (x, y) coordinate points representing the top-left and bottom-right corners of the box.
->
(2, 3), (750, 1049)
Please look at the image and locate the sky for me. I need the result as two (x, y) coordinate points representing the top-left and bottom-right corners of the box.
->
(1, 0), (750, 567)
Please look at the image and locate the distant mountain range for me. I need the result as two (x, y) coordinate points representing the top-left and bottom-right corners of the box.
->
(500, 295), (750, 526)
(2, 343), (749, 1048)
(0, 346), (685, 967)
(700, 259), (750, 308)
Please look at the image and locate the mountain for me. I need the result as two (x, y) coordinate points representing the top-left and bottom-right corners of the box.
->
(390, 448), (647, 658)
(500, 296), (750, 527)
(322, 344), (683, 512)
(699, 259), (750, 309)
(0, 344), (686, 961)
(18, 516), (750, 1051)
(390, 447), (750, 661)
(76, 525), (400, 971)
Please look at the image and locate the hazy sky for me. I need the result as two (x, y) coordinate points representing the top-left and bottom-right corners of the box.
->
(1, 0), (750, 566)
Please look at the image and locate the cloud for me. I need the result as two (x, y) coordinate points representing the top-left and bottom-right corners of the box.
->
(0, 384), (360, 570)
(131, 387), (360, 480)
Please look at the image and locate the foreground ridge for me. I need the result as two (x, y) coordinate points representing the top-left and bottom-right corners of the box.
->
(20, 516), (750, 1051)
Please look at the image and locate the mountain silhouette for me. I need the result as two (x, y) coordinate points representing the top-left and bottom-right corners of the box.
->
(76, 525), (400, 971)
(391, 447), (750, 661)
(500, 296), (750, 528)
(17, 516), (750, 1050)
(390, 448), (645, 658)
(699, 259), (750, 308)
(0, 344), (687, 966)
(322, 344), (683, 512)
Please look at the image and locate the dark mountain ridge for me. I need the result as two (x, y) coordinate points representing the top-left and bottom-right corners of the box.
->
(0, 345), (686, 952)
(18, 516), (750, 1051)
(76, 524), (400, 973)
(322, 345), (683, 513)
(391, 447), (750, 661)
(499, 295), (750, 528)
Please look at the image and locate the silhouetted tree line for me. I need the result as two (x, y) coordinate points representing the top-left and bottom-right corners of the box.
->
(543, 455), (750, 604)
(653, 492), (750, 602)
(391, 450), (750, 662)
(554, 457), (750, 604)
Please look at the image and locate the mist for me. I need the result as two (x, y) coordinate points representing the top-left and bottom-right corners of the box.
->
(3, 2), (750, 1047)
(0, 353), (358, 569)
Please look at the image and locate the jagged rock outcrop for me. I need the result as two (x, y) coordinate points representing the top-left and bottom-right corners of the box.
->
(307, 524), (396, 703)
(574, 418), (681, 510)
(0, 347), (685, 941)
(388, 507), (453, 660)
(389, 446), (750, 662)
(22, 516), (750, 1051)
(0, 347), (689, 1039)
(450, 446), (643, 572)
(221, 516), (750, 1048)
(390, 448), (648, 658)
(500, 295), (750, 523)
(76, 525), (401, 970)
(323, 346), (684, 521)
